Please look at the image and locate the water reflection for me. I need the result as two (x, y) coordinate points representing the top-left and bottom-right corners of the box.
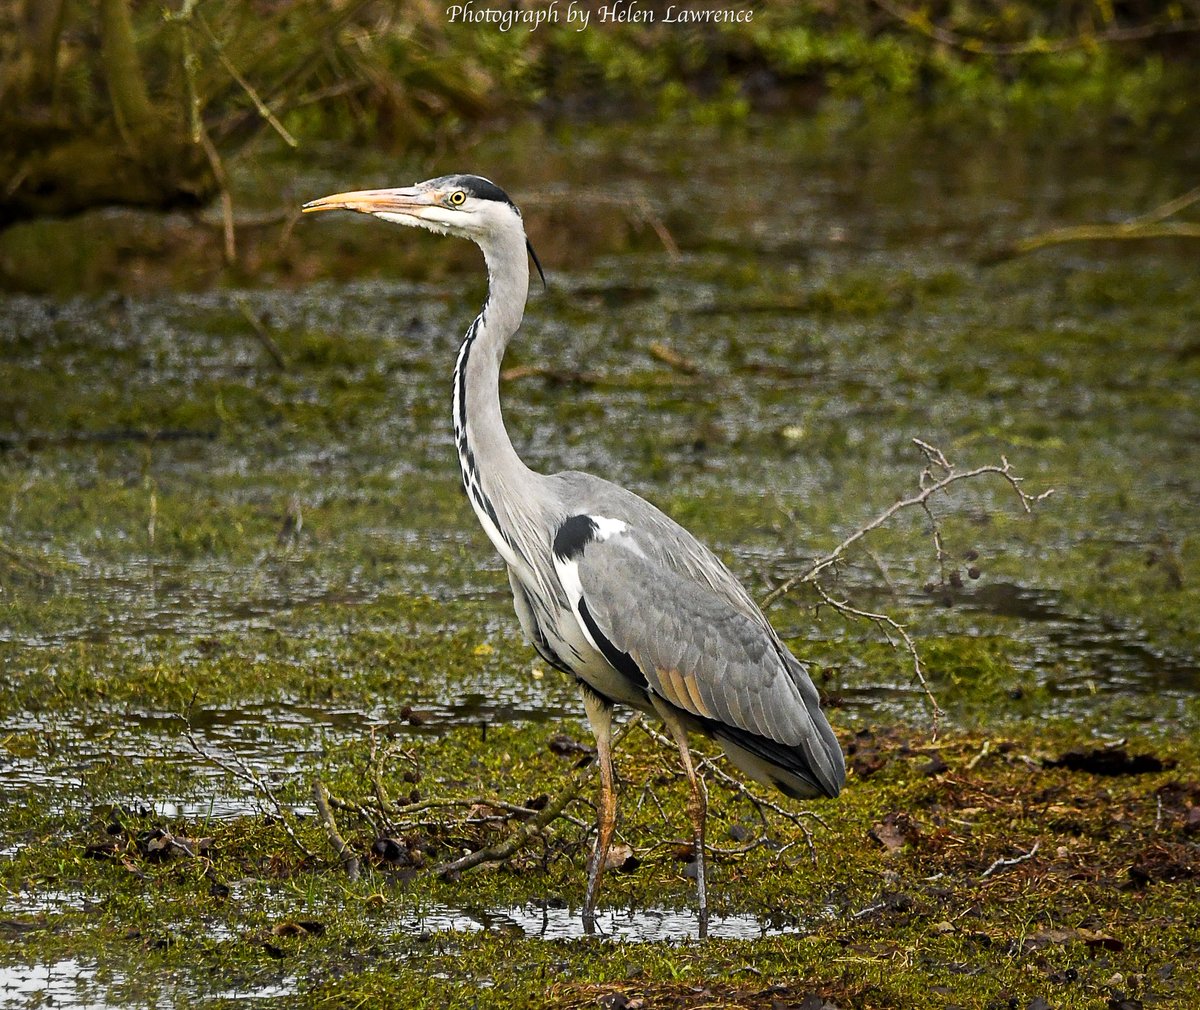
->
(393, 901), (808, 942)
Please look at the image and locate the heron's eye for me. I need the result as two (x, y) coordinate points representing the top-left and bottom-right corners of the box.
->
(448, 190), (467, 207)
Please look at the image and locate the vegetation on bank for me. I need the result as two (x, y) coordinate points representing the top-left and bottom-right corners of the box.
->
(2, 0), (1198, 232)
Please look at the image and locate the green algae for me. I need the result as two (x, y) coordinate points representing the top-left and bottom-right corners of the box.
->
(2, 725), (1197, 1008)
(2, 114), (1199, 1006)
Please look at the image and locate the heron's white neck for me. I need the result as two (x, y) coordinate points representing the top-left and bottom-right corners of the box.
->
(452, 223), (538, 566)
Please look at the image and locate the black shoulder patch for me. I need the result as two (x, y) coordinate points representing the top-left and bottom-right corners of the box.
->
(553, 514), (597, 561)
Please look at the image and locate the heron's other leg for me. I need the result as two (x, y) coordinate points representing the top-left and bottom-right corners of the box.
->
(652, 699), (709, 938)
(581, 687), (616, 933)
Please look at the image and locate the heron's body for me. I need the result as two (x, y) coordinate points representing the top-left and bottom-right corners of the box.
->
(304, 174), (845, 933)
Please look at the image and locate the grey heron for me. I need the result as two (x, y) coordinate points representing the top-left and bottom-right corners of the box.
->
(303, 175), (845, 935)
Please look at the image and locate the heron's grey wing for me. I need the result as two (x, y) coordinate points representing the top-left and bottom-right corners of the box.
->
(552, 513), (844, 798)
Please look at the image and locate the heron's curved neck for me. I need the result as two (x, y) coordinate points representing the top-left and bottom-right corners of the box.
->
(453, 232), (535, 559)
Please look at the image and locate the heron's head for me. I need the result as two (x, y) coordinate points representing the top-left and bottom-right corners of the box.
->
(303, 173), (544, 284)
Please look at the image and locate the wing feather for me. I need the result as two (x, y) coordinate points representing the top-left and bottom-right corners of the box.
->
(559, 515), (843, 796)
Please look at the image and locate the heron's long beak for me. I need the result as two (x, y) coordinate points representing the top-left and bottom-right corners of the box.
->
(301, 187), (432, 216)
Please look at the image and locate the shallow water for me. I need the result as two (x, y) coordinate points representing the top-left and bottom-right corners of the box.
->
(393, 901), (809, 942)
(3, 116), (1199, 747)
(1, 119), (1199, 1006)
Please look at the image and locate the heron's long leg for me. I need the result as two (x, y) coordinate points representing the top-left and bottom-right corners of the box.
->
(581, 688), (616, 934)
(652, 700), (708, 938)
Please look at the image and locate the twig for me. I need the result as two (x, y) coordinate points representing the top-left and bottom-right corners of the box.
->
(635, 781), (673, 828)
(634, 195), (681, 259)
(500, 364), (603, 385)
(758, 439), (1051, 729)
(861, 545), (896, 593)
(236, 297), (287, 370)
(313, 780), (360, 881)
(762, 442), (1053, 608)
(981, 840), (1040, 879)
(648, 342), (700, 374)
(992, 221), (1200, 261)
(985, 184), (1200, 262)
(196, 126), (236, 264)
(1128, 184), (1200, 227)
(638, 722), (828, 864)
(194, 12), (298, 149)
(183, 693), (316, 861)
(966, 740), (992, 770)
(368, 727), (393, 827)
(815, 583), (942, 730)
(431, 715), (642, 876)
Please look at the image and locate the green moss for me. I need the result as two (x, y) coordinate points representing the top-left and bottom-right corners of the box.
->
(2, 725), (1196, 1008)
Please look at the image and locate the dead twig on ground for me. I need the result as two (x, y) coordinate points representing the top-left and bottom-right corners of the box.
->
(985, 184), (1200, 262)
(183, 692), (316, 861)
(313, 779), (360, 880)
(638, 722), (828, 864)
(236, 297), (287, 370)
(431, 715), (642, 877)
(981, 840), (1040, 879)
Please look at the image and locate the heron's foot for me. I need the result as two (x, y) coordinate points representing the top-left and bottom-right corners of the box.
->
(691, 839), (709, 939)
(582, 838), (607, 932)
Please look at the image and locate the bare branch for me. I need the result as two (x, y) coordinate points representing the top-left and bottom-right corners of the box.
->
(992, 220), (1200, 261)
(191, 11), (299, 149)
(183, 693), (315, 860)
(313, 779), (360, 880)
(985, 184), (1200, 263)
(431, 715), (642, 877)
(762, 442), (1053, 609)
(812, 583), (943, 731)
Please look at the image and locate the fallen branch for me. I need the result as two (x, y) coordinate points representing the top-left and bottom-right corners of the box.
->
(184, 694), (316, 861)
(313, 780), (360, 881)
(431, 715), (642, 877)
(763, 440), (1052, 608)
(985, 185), (1200, 262)
(761, 439), (1051, 726)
